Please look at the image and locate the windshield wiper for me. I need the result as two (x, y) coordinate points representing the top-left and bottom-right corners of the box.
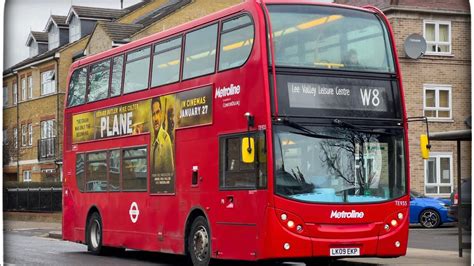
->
(332, 118), (395, 135)
(282, 118), (342, 139)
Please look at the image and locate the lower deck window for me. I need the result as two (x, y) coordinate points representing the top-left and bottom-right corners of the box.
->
(75, 146), (148, 192)
(123, 147), (148, 191)
(85, 152), (108, 192)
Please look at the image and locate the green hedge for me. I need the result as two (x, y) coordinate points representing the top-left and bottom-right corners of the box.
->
(3, 181), (62, 189)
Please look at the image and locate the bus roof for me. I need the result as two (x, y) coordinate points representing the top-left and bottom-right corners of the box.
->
(71, 0), (377, 70)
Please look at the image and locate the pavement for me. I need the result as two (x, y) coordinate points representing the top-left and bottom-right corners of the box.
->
(3, 212), (472, 265)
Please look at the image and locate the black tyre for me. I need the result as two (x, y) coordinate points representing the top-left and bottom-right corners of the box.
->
(86, 212), (104, 254)
(188, 216), (211, 266)
(419, 209), (441, 228)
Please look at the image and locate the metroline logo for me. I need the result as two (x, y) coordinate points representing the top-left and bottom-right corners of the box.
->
(215, 84), (241, 98)
(330, 210), (365, 219)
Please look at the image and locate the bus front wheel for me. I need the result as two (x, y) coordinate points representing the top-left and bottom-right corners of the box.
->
(188, 216), (211, 266)
(86, 212), (104, 254)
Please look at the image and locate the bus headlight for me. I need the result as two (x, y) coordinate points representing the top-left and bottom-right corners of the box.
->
(391, 219), (398, 227)
(275, 209), (305, 235)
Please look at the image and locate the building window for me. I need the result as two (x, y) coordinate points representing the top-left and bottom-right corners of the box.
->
(3, 85), (8, 106)
(13, 82), (17, 105)
(23, 170), (32, 182)
(28, 123), (33, 146)
(424, 20), (451, 55)
(28, 76), (33, 99)
(423, 84), (451, 120)
(29, 41), (39, 57)
(21, 125), (27, 147)
(21, 78), (26, 101)
(69, 15), (81, 42)
(13, 127), (18, 149)
(425, 153), (453, 195)
(3, 129), (7, 144)
(41, 70), (56, 95)
(48, 25), (60, 50)
(41, 119), (55, 139)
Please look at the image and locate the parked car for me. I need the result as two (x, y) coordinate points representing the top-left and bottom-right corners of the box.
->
(410, 191), (453, 228)
(448, 178), (471, 230)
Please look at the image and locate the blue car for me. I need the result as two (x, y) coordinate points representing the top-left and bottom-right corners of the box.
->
(410, 191), (453, 228)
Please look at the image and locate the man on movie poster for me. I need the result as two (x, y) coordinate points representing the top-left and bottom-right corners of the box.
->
(151, 96), (175, 193)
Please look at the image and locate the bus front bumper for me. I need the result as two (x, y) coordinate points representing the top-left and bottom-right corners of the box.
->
(259, 207), (408, 260)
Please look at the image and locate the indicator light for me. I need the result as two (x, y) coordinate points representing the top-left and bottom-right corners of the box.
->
(287, 220), (295, 229)
(296, 225), (303, 232)
(384, 224), (390, 231)
(398, 213), (403, 220)
(395, 241), (401, 248)
(283, 243), (290, 250)
(281, 213), (287, 221)
(391, 219), (398, 227)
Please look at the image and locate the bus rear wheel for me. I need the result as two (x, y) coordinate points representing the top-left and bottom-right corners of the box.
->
(86, 212), (104, 254)
(188, 216), (211, 266)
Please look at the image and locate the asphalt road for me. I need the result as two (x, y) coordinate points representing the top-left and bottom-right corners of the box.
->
(3, 226), (471, 265)
(408, 224), (470, 251)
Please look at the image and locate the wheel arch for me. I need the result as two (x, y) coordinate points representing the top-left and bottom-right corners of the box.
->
(85, 205), (102, 235)
(184, 206), (210, 255)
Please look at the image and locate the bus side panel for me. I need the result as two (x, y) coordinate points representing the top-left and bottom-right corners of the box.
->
(62, 151), (77, 242)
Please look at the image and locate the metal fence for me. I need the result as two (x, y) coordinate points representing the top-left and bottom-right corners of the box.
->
(3, 187), (62, 212)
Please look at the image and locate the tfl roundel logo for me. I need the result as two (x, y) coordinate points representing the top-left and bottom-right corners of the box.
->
(129, 202), (140, 223)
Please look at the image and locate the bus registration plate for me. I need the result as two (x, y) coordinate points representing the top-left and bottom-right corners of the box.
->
(329, 247), (360, 256)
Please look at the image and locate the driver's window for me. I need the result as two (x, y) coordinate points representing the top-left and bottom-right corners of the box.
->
(219, 132), (267, 189)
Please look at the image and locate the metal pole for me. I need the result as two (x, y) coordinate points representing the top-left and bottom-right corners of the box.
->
(457, 140), (462, 257)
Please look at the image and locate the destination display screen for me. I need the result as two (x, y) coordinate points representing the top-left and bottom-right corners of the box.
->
(276, 74), (401, 119)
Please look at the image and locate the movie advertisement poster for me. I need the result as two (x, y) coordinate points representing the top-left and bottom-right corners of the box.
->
(150, 85), (212, 194)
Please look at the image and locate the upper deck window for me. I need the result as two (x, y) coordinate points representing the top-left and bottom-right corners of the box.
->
(183, 24), (218, 80)
(110, 55), (124, 97)
(218, 15), (254, 71)
(67, 67), (87, 107)
(88, 60), (110, 102)
(151, 36), (182, 87)
(267, 5), (395, 73)
(124, 47), (151, 94)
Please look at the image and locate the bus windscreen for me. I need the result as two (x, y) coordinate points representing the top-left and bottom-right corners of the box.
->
(267, 4), (395, 73)
(273, 125), (406, 204)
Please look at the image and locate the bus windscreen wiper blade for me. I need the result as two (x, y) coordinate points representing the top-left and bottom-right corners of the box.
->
(333, 118), (358, 129)
(283, 119), (342, 139)
(333, 118), (395, 135)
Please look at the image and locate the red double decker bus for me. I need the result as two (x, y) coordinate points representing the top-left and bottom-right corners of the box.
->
(63, 0), (411, 264)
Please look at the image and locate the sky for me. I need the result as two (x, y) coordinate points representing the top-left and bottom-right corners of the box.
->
(3, 0), (142, 69)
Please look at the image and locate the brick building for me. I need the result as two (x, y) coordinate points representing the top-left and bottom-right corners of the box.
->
(335, 0), (471, 197)
(3, 0), (242, 183)
(2, 2), (148, 182)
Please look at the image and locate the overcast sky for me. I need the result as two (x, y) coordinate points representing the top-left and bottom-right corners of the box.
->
(3, 0), (141, 69)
